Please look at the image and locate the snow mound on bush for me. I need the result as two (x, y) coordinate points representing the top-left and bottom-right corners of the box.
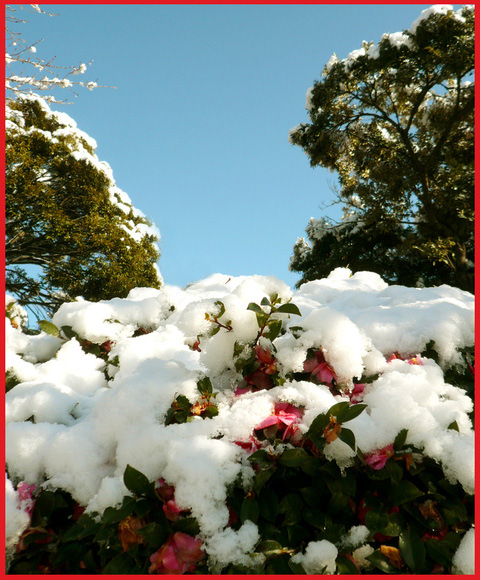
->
(5, 269), (475, 566)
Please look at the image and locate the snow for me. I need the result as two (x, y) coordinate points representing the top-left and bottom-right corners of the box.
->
(5, 270), (474, 566)
(338, 525), (370, 550)
(410, 5), (466, 34)
(291, 539), (338, 574)
(5, 475), (30, 549)
(452, 527), (475, 574)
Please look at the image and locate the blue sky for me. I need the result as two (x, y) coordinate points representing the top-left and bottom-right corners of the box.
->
(17, 3), (432, 289)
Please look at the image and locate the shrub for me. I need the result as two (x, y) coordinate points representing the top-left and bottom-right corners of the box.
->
(5, 270), (474, 574)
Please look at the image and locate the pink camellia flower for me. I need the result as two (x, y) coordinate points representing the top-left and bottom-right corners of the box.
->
(163, 499), (183, 522)
(244, 346), (279, 391)
(364, 444), (395, 470)
(17, 482), (36, 517)
(348, 383), (366, 404)
(156, 478), (175, 502)
(149, 532), (204, 574)
(303, 350), (337, 386)
(234, 385), (252, 397)
(255, 402), (303, 441)
(233, 436), (262, 454)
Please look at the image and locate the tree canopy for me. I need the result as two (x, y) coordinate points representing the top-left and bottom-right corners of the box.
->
(5, 95), (161, 319)
(289, 5), (474, 292)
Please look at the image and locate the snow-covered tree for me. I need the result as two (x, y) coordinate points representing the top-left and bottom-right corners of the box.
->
(289, 5), (474, 292)
(5, 95), (161, 320)
(5, 4), (106, 104)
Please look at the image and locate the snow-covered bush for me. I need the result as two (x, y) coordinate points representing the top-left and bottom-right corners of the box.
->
(5, 269), (474, 574)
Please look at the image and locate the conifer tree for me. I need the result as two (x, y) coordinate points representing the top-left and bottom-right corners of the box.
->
(289, 5), (474, 292)
(5, 95), (161, 319)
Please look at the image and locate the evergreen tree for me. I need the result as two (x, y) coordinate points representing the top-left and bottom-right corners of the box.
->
(5, 95), (161, 319)
(289, 5), (474, 292)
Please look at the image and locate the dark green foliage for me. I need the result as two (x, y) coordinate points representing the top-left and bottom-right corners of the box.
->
(5, 95), (161, 320)
(290, 6), (474, 292)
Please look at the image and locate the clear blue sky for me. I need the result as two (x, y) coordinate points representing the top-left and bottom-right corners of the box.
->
(18, 3), (432, 288)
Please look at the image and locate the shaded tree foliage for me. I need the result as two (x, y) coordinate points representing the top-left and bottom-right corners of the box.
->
(289, 5), (474, 292)
(6, 95), (161, 319)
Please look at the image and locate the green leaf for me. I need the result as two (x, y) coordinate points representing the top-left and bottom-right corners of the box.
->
(174, 394), (191, 411)
(385, 459), (404, 485)
(102, 497), (136, 525)
(394, 428), (408, 450)
(248, 449), (272, 467)
(240, 497), (260, 524)
(279, 493), (303, 525)
(256, 540), (284, 557)
(247, 302), (265, 315)
(278, 447), (309, 467)
(275, 302), (301, 316)
(264, 318), (282, 341)
(326, 401), (350, 420)
(260, 297), (271, 306)
(399, 526), (426, 573)
(33, 490), (56, 520)
(339, 403), (367, 423)
(382, 512), (404, 537)
(38, 320), (60, 337)
(134, 498), (156, 518)
(214, 300), (226, 318)
(259, 489), (279, 522)
(365, 508), (389, 532)
(337, 427), (356, 451)
(388, 480), (424, 506)
(60, 325), (77, 339)
(441, 497), (468, 525)
(202, 405), (219, 419)
(103, 552), (136, 574)
(253, 468), (274, 492)
(336, 554), (360, 574)
(173, 517), (200, 536)
(366, 550), (399, 574)
(123, 464), (154, 497)
(137, 522), (169, 548)
(197, 376), (213, 396)
(447, 420), (459, 431)
(305, 412), (329, 438)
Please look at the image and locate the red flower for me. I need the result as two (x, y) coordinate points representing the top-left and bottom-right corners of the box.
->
(72, 503), (86, 521)
(234, 385), (252, 396)
(244, 346), (278, 390)
(364, 444), (395, 470)
(348, 383), (366, 404)
(156, 478), (175, 502)
(17, 482), (36, 517)
(303, 350), (337, 386)
(163, 499), (184, 522)
(422, 526), (449, 541)
(255, 402), (303, 441)
(233, 436), (262, 454)
(149, 532), (204, 574)
(255, 346), (278, 374)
